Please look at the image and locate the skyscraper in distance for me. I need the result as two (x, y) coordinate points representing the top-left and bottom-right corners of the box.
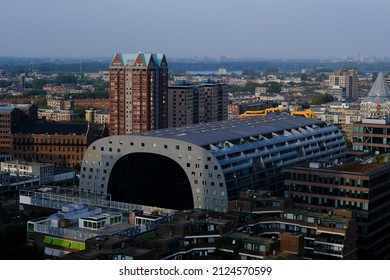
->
(109, 52), (168, 135)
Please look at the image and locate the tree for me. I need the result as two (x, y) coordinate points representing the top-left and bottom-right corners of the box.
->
(31, 78), (48, 89)
(311, 93), (335, 105)
(54, 74), (78, 85)
(265, 82), (282, 93)
(372, 72), (378, 82)
(264, 66), (279, 75)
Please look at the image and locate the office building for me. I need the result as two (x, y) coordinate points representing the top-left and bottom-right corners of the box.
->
(329, 69), (358, 99)
(284, 161), (390, 259)
(79, 115), (346, 212)
(109, 52), (168, 135)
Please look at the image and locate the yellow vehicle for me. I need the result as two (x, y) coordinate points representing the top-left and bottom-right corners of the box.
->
(290, 108), (318, 118)
(240, 107), (318, 119)
(240, 107), (284, 118)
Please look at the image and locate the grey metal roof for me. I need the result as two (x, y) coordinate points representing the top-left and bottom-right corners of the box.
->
(362, 72), (390, 104)
(136, 115), (324, 146)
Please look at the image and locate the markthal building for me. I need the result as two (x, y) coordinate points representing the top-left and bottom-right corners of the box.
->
(80, 115), (346, 212)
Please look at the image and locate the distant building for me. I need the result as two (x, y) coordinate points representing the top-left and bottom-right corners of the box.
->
(358, 52), (364, 62)
(329, 69), (358, 99)
(85, 109), (110, 125)
(218, 68), (227, 75)
(47, 98), (74, 111)
(109, 52), (168, 135)
(38, 109), (79, 123)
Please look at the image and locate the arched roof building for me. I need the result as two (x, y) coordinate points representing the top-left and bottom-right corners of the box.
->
(79, 115), (346, 212)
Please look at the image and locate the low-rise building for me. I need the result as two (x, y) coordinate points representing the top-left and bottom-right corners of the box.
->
(0, 160), (53, 184)
(38, 109), (79, 123)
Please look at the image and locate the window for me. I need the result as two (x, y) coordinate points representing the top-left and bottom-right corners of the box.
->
(176, 145), (180, 150)
(164, 145), (168, 149)
(141, 143), (145, 147)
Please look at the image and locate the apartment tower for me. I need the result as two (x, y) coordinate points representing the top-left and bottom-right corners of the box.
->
(329, 69), (358, 100)
(109, 52), (168, 135)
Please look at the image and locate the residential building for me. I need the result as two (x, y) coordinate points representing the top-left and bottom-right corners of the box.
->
(168, 82), (228, 127)
(229, 191), (357, 260)
(85, 109), (110, 125)
(167, 85), (194, 128)
(284, 160), (390, 259)
(109, 52), (168, 135)
(63, 202), (356, 260)
(38, 109), (79, 123)
(329, 69), (358, 99)
(47, 97), (74, 111)
(79, 115), (346, 212)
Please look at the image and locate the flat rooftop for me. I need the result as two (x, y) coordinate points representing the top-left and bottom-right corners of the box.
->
(332, 163), (382, 173)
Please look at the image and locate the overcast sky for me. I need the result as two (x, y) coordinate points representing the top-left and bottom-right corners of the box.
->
(1, 0), (389, 59)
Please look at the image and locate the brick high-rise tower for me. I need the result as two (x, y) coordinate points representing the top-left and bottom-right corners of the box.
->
(109, 52), (168, 135)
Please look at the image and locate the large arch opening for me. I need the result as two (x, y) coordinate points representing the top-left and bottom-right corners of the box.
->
(107, 152), (194, 210)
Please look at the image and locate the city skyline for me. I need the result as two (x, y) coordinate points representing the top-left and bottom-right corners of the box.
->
(1, 0), (390, 59)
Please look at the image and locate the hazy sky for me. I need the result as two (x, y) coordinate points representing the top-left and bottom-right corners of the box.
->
(1, 0), (389, 59)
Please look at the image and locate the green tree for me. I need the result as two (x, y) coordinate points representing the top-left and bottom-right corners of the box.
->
(31, 78), (48, 89)
(0, 80), (12, 88)
(311, 93), (335, 105)
(55, 74), (78, 85)
(264, 66), (279, 75)
(265, 82), (282, 93)
(372, 72), (378, 82)
(300, 73), (308, 81)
